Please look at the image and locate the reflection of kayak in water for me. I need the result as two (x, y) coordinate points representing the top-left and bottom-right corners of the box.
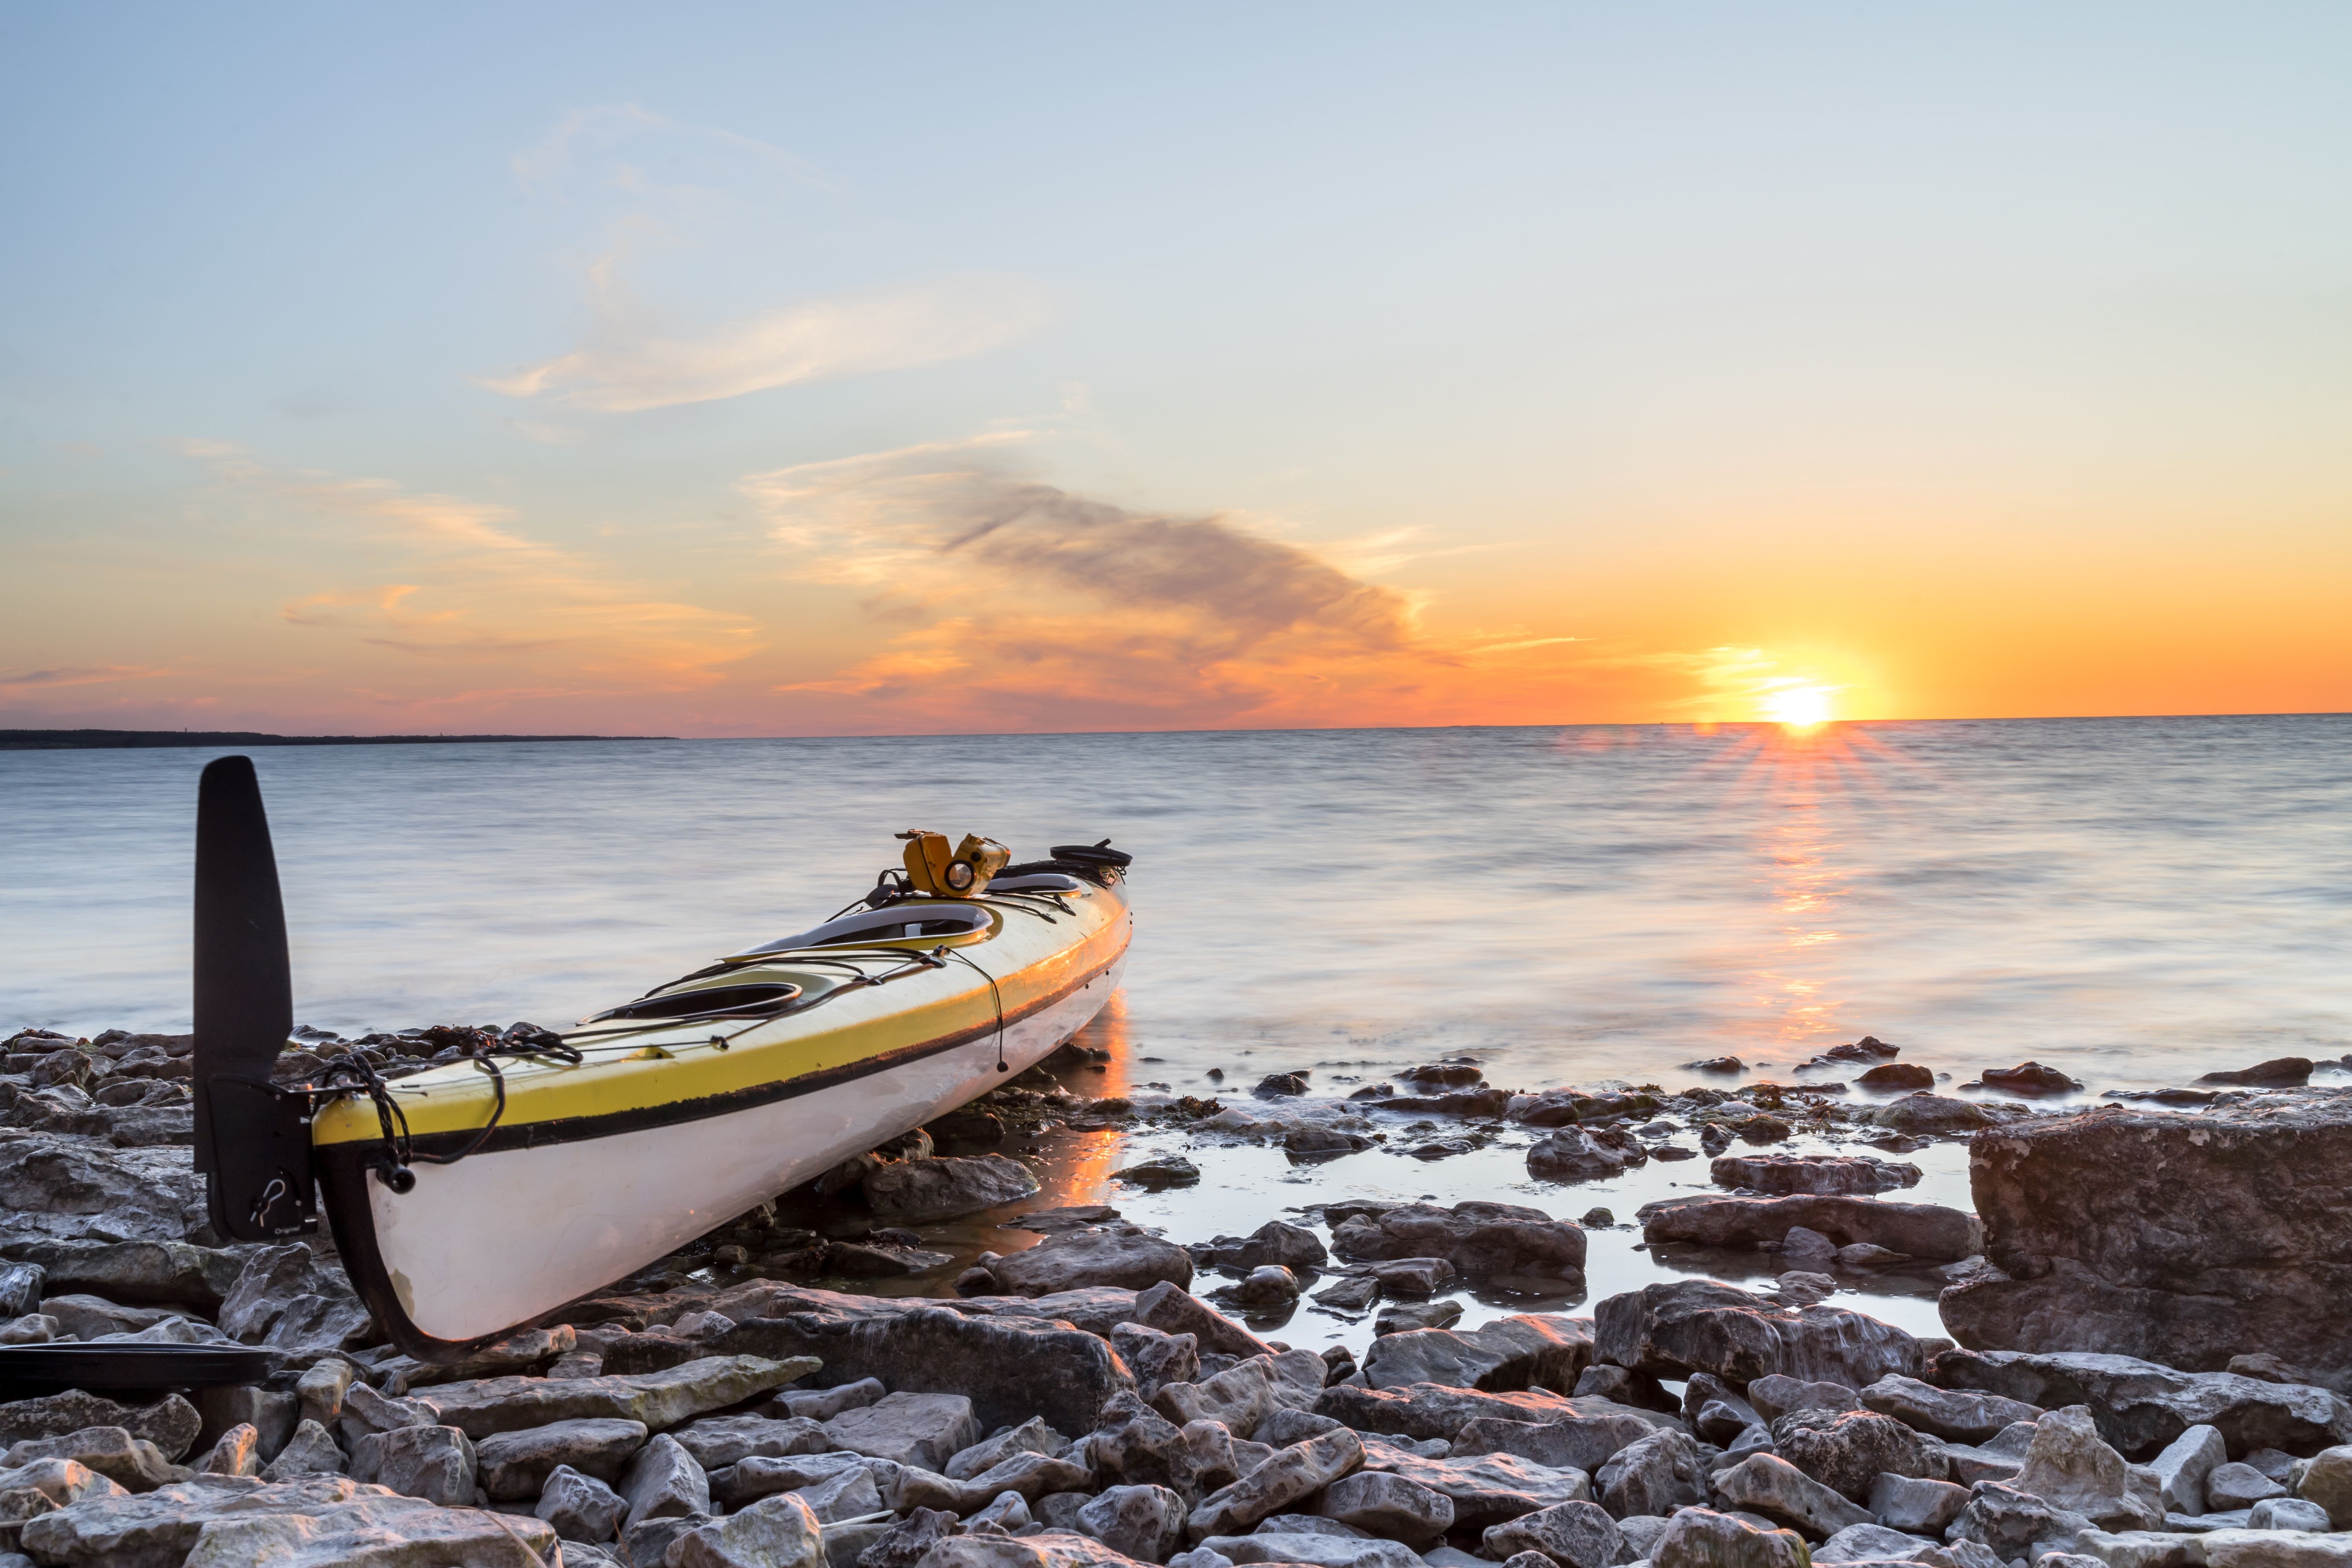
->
(188, 756), (1132, 1360)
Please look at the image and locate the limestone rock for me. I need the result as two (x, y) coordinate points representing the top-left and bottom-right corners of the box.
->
(0, 1131), (203, 1248)
(671, 1490), (829, 1568)
(15, 1474), (537, 1568)
(860, 1506), (957, 1568)
(1814, 1522), (1935, 1562)
(414, 1354), (815, 1439)
(1769, 1408), (1944, 1501)
(4, 1238), (241, 1313)
(474, 1417), (647, 1500)
(2013, 1406), (2150, 1526)
(675, 1414), (831, 1470)
(2206, 1462), (2285, 1510)
(1595, 1280), (1923, 1388)
(259, 1419), (344, 1481)
(1710, 1155), (1922, 1196)
(537, 1461), (627, 1543)
(348, 1423), (477, 1506)
(620, 1432), (712, 1527)
(1947, 1480), (2096, 1559)
(1316, 1469), (1453, 1546)
(2297, 1444), (2352, 1529)
(1354, 1446), (1593, 1529)
(826, 1392), (980, 1471)
(946, 1418), (1067, 1482)
(866, 1156), (1043, 1221)
(1596, 1428), (1708, 1518)
(2145, 1424), (2225, 1517)
(1131, 1282), (1271, 1361)
(2198, 1531), (2352, 1568)
(790, 1463), (888, 1522)
(915, 1531), (1161, 1568)
(1186, 1428), (1363, 1539)
(1949, 1100), (2352, 1370)
(957, 1450), (1094, 1505)
(196, 1423), (260, 1479)
(1867, 1094), (1994, 1134)
(1481, 1499), (1626, 1567)
(214, 1243), (372, 1355)
(1087, 1394), (1192, 1494)
(1077, 1482), (1188, 1562)
(1859, 1374), (2042, 1441)
(0, 1390), (198, 1460)
(988, 1229), (1194, 1296)
(1869, 1472), (1968, 1533)
(1198, 1532), (1422, 1568)
(1112, 1324), (1200, 1401)
(1709, 1452), (1874, 1539)
(1745, 1376), (1862, 1424)
(1638, 1194), (1980, 1262)
(1450, 1413), (1655, 1474)
(1362, 1316), (1593, 1395)
(1650, 1507), (1810, 1568)
(1929, 1349), (2352, 1457)
(1315, 1382), (1586, 1443)
(0, 1425), (182, 1492)
(2249, 1497), (2332, 1531)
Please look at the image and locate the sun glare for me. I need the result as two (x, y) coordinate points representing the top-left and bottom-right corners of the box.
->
(1761, 684), (1837, 729)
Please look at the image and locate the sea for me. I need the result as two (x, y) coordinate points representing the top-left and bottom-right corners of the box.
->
(5, 715), (2348, 1351)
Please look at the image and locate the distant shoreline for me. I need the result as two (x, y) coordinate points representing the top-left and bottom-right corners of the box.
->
(0, 729), (670, 750)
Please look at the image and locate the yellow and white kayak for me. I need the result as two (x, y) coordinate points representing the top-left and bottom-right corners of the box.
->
(186, 759), (1132, 1363)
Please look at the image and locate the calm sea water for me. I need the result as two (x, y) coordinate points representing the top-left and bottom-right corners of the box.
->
(7, 717), (2346, 1089)
(4, 717), (2347, 1348)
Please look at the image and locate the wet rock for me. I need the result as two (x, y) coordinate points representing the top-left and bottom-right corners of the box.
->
(1361, 1316), (1593, 1394)
(1771, 1407), (1944, 1501)
(1317, 1469), (1454, 1546)
(828, 1392), (981, 1471)
(1744, 1376), (1862, 1424)
(1450, 1412), (1655, 1473)
(1077, 1482), (1188, 1561)
(1527, 1128), (1649, 1182)
(1638, 1193), (1981, 1262)
(671, 1490), (828, 1568)
(0, 1426), (181, 1492)
(1114, 1156), (1201, 1189)
(866, 1156), (1044, 1222)
(1973, 1063), (2083, 1097)
(1361, 1257), (1457, 1295)
(475, 1417), (648, 1500)
(538, 1461), (628, 1542)
(1857, 1374), (2041, 1441)
(1236, 1221), (1328, 1272)
(2013, 1406), (2153, 1527)
(1869, 1471), (1968, 1534)
(620, 1432), (712, 1526)
(1134, 1282), (1274, 1361)
(1686, 1058), (1746, 1075)
(1596, 1426), (1708, 1517)
(1482, 1498), (1625, 1567)
(415, 1353), (817, 1439)
(1949, 1098), (2352, 1371)
(1708, 1155), (1922, 1196)
(1373, 1300), (1463, 1338)
(196, 1423), (261, 1478)
(1867, 1094), (1994, 1134)
(1650, 1506), (1810, 1568)
(1285, 1125), (1375, 1158)
(1594, 1279), (1923, 1388)
(348, 1422), (477, 1506)
(1112, 1325), (1200, 1401)
(0, 1390), (198, 1460)
(2206, 1462), (2285, 1510)
(1329, 1201), (1585, 1285)
(1711, 1452), (1873, 1538)
(1230, 1267), (1299, 1307)
(1354, 1446), (1594, 1528)
(1946, 1479), (2096, 1559)
(2197, 1059), (2313, 1087)
(1929, 1349), (2352, 1457)
(2145, 1424), (2226, 1516)
(1857, 1064), (1935, 1091)
(989, 1229), (1194, 1296)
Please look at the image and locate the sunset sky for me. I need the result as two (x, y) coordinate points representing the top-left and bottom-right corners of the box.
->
(3, 4), (2347, 735)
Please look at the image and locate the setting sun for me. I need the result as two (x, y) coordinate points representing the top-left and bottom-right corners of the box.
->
(1761, 683), (1837, 728)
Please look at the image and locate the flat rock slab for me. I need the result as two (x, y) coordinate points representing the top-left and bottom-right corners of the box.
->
(414, 1354), (815, 1439)
(1331, 1202), (1586, 1283)
(1709, 1155), (1923, 1196)
(1355, 1446), (1593, 1528)
(16, 1474), (557, 1568)
(1931, 1350), (2352, 1459)
(1595, 1280), (1923, 1389)
(1637, 1194), (1981, 1261)
(1949, 1098), (2352, 1371)
(1360, 1315), (1593, 1394)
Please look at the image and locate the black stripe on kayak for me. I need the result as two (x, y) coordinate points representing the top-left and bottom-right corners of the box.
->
(377, 944), (1123, 1161)
(314, 941), (1124, 1363)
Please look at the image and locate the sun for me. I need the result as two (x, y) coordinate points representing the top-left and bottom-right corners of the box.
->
(1761, 684), (1837, 729)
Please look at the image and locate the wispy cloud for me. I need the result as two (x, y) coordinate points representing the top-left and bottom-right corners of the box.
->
(0, 664), (173, 691)
(480, 271), (1048, 413)
(181, 442), (760, 690)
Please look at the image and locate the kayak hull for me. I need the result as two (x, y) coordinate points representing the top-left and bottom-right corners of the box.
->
(318, 889), (1129, 1358)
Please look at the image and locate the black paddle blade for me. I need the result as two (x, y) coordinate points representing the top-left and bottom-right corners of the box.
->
(192, 756), (316, 1238)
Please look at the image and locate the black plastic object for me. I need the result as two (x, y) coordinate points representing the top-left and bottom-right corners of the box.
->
(0, 1343), (279, 1401)
(192, 756), (318, 1241)
(588, 982), (805, 1023)
(1050, 840), (1133, 869)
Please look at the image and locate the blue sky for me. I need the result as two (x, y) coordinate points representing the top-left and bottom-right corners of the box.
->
(4, 4), (2347, 733)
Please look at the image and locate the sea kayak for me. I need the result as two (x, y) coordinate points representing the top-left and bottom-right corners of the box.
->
(188, 758), (1131, 1359)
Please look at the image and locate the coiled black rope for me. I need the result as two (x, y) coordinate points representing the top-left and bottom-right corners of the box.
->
(313, 1037), (582, 1190)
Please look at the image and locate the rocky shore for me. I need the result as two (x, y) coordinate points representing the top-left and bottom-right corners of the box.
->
(1, 1023), (2349, 1568)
